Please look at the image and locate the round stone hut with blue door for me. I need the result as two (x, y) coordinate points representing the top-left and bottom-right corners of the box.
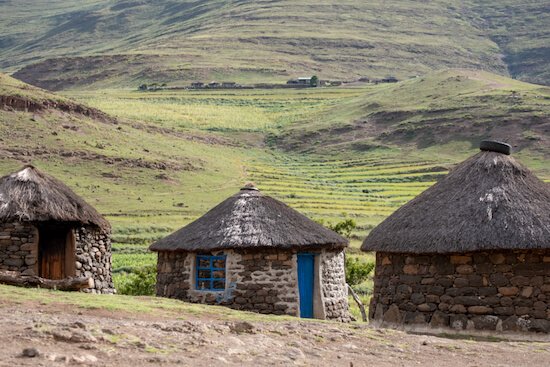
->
(150, 185), (351, 321)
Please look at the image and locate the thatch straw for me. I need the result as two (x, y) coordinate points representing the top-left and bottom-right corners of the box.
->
(150, 187), (348, 252)
(0, 165), (110, 231)
(362, 151), (550, 253)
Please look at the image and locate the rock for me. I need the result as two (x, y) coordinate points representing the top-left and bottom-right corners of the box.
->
(468, 306), (492, 315)
(521, 287), (534, 298)
(471, 315), (499, 330)
(403, 265), (418, 275)
(489, 253), (506, 264)
(417, 303), (436, 312)
(51, 329), (97, 343)
(449, 304), (467, 313)
(450, 255), (471, 265)
(230, 321), (255, 334)
(410, 293), (425, 305)
(404, 312), (426, 324)
(287, 347), (305, 360)
(456, 265), (474, 275)
(430, 311), (449, 328)
(528, 319), (550, 333)
(72, 321), (87, 330)
(450, 314), (468, 330)
(21, 348), (40, 358)
(71, 354), (98, 364)
(382, 304), (402, 324)
(498, 287), (519, 296)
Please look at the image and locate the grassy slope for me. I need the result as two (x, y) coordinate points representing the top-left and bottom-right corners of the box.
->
(277, 69), (550, 157)
(472, 0), (550, 86)
(0, 0), (524, 89)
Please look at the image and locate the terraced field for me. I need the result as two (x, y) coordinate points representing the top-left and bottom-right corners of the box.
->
(247, 153), (448, 244)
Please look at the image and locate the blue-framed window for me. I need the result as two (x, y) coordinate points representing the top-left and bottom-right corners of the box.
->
(196, 255), (226, 291)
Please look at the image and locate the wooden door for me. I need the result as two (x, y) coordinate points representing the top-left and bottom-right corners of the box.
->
(38, 226), (74, 280)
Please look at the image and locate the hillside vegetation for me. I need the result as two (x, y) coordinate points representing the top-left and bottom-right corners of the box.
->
(2, 71), (549, 290)
(276, 69), (550, 155)
(1, 0), (549, 89)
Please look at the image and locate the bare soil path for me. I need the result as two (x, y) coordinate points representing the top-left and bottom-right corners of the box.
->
(0, 297), (549, 366)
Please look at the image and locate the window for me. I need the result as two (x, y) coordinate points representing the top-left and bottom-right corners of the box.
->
(196, 255), (226, 291)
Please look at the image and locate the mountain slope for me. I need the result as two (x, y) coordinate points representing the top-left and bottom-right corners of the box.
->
(473, 0), (550, 86)
(276, 69), (550, 156)
(2, 0), (546, 89)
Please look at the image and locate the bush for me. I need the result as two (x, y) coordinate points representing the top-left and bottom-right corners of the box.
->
(115, 265), (156, 296)
(329, 218), (357, 238)
(345, 256), (374, 286)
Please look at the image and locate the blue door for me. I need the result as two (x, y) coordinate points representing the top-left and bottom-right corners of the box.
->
(297, 253), (315, 318)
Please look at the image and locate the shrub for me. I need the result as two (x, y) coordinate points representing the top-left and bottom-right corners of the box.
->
(345, 256), (374, 286)
(115, 265), (156, 296)
(330, 218), (357, 238)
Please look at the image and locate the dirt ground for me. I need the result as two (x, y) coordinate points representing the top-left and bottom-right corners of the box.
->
(1, 300), (549, 367)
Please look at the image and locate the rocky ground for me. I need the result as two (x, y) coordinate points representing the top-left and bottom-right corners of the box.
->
(1, 298), (550, 366)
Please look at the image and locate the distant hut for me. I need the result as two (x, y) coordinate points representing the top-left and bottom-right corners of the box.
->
(0, 166), (114, 293)
(150, 185), (350, 321)
(362, 141), (550, 333)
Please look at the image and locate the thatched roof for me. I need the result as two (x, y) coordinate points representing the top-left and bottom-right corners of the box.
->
(362, 149), (550, 254)
(0, 165), (110, 231)
(150, 187), (348, 252)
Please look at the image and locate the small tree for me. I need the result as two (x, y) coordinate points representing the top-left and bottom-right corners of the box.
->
(310, 75), (319, 87)
(345, 257), (374, 286)
(138, 84), (148, 91)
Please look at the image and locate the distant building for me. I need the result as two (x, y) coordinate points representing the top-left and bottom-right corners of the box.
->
(208, 81), (220, 88)
(380, 76), (398, 83)
(287, 77), (312, 86)
(190, 82), (204, 88)
(221, 82), (238, 88)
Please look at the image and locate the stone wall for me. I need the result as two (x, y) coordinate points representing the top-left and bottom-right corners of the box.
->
(156, 248), (350, 320)
(370, 250), (550, 333)
(75, 226), (115, 294)
(0, 222), (38, 275)
(156, 249), (299, 316)
(0, 222), (114, 294)
(321, 250), (350, 321)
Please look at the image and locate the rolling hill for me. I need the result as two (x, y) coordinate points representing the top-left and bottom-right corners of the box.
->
(1, 0), (549, 89)
(275, 69), (550, 156)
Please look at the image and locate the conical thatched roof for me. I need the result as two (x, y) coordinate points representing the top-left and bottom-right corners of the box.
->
(362, 149), (550, 254)
(0, 165), (110, 231)
(150, 187), (348, 252)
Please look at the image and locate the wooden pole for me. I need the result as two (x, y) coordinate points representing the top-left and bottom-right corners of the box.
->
(347, 283), (367, 322)
(0, 270), (93, 291)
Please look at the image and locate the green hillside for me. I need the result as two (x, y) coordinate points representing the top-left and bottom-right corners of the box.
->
(2, 71), (549, 281)
(1, 1), (549, 89)
(276, 69), (550, 155)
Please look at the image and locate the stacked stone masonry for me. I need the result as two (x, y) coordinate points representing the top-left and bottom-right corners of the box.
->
(156, 248), (350, 321)
(321, 251), (350, 321)
(370, 251), (550, 333)
(75, 227), (115, 294)
(0, 222), (114, 294)
(0, 222), (37, 275)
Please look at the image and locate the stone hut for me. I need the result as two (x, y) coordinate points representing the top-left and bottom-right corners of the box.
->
(362, 141), (550, 333)
(0, 165), (114, 293)
(150, 185), (350, 321)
